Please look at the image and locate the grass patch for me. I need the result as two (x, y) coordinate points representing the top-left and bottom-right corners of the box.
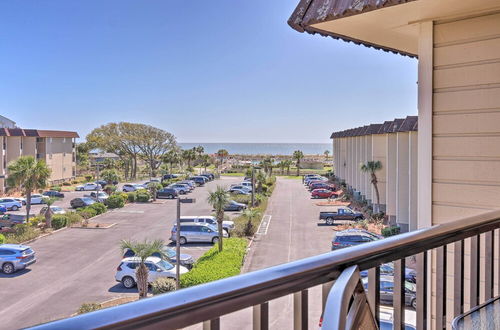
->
(180, 238), (247, 288)
(221, 173), (245, 177)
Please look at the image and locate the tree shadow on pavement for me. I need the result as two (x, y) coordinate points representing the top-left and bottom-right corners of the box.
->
(108, 283), (138, 294)
(0, 268), (31, 278)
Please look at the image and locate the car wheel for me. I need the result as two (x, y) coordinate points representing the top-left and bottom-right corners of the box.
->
(168, 194), (174, 199)
(411, 298), (417, 310)
(326, 217), (334, 225)
(122, 276), (135, 289)
(2, 262), (15, 274)
(179, 237), (187, 245)
(11, 205), (19, 211)
(212, 237), (219, 244)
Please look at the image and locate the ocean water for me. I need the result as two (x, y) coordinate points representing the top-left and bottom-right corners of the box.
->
(179, 143), (331, 155)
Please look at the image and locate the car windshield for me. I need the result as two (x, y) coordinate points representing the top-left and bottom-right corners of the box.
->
(52, 207), (63, 212)
(81, 198), (94, 202)
(162, 247), (176, 259)
(405, 281), (416, 292)
(206, 224), (217, 231)
(157, 260), (174, 270)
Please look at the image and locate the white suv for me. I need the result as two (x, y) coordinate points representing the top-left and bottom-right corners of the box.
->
(179, 216), (234, 232)
(115, 256), (188, 289)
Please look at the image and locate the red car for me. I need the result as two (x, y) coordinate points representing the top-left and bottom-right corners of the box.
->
(311, 189), (337, 199)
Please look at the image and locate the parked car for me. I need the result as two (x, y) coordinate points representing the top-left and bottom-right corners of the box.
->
(28, 194), (48, 204)
(240, 181), (253, 189)
(122, 184), (145, 192)
(162, 174), (180, 181)
(42, 190), (65, 198)
(0, 198), (22, 211)
(168, 184), (190, 194)
(75, 183), (101, 191)
(309, 182), (336, 191)
(156, 188), (178, 199)
(115, 256), (188, 289)
(359, 263), (417, 283)
(123, 247), (194, 270)
(179, 180), (196, 189)
(331, 229), (381, 250)
(144, 179), (161, 186)
(188, 176), (207, 186)
(39, 206), (66, 215)
(0, 205), (7, 213)
(70, 197), (96, 208)
(229, 188), (250, 195)
(0, 244), (36, 274)
(179, 216), (234, 233)
(230, 185), (252, 192)
(200, 173), (214, 181)
(170, 223), (228, 245)
(320, 208), (364, 225)
(311, 189), (337, 199)
(362, 275), (417, 309)
(12, 197), (26, 205)
(0, 214), (27, 229)
(224, 200), (247, 212)
(85, 191), (109, 202)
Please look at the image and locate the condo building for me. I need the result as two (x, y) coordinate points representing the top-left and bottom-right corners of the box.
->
(0, 116), (79, 192)
(331, 116), (418, 232)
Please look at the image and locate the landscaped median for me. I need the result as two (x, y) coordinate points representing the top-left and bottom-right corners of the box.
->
(180, 238), (247, 288)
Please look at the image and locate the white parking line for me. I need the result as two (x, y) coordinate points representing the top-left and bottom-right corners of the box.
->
(111, 210), (145, 214)
(256, 215), (272, 235)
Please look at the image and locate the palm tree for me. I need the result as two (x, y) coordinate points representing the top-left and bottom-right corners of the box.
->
(43, 197), (60, 228)
(200, 154), (211, 172)
(242, 208), (261, 236)
(216, 149), (228, 167)
(255, 170), (266, 193)
(163, 149), (181, 174)
(360, 161), (383, 213)
(181, 149), (196, 170)
(7, 156), (51, 222)
(292, 150), (304, 176)
(284, 159), (292, 175)
(120, 239), (166, 299)
(324, 150), (330, 160)
(207, 186), (230, 252)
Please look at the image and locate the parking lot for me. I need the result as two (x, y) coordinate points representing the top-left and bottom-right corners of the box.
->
(0, 176), (243, 329)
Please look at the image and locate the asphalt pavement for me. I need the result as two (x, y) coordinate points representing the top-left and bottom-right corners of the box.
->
(0, 176), (242, 329)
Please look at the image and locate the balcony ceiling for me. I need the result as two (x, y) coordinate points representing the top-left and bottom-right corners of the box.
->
(289, 0), (500, 57)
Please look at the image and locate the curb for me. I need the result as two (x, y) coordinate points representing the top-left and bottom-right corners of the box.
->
(21, 226), (69, 245)
(71, 223), (116, 230)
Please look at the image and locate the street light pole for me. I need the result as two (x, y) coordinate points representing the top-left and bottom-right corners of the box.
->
(251, 166), (255, 207)
(176, 197), (181, 289)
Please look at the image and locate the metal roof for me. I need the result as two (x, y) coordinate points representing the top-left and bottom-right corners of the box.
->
(288, 0), (417, 57)
(0, 129), (79, 138)
(330, 116), (417, 139)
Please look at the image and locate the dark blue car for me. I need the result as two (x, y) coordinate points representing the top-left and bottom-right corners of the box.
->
(224, 200), (247, 212)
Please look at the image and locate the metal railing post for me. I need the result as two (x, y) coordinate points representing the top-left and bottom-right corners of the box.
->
(252, 302), (269, 330)
(293, 290), (308, 330)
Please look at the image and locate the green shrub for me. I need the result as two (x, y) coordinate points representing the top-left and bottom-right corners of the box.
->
(85, 175), (93, 181)
(127, 192), (137, 203)
(77, 207), (98, 219)
(136, 190), (151, 203)
(105, 185), (117, 193)
(231, 195), (251, 205)
(52, 215), (68, 230)
(381, 226), (401, 237)
(180, 238), (247, 288)
(89, 202), (107, 215)
(66, 212), (83, 226)
(62, 182), (71, 186)
(4, 224), (40, 244)
(50, 186), (62, 192)
(28, 216), (42, 228)
(77, 303), (101, 315)
(72, 180), (79, 184)
(151, 277), (176, 295)
(0, 233), (4, 244)
(106, 194), (125, 208)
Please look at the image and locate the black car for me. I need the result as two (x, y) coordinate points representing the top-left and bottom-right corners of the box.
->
(359, 263), (417, 283)
(200, 173), (214, 181)
(70, 197), (96, 208)
(42, 190), (65, 198)
(331, 229), (381, 250)
(156, 188), (178, 199)
(162, 174), (179, 181)
(362, 275), (417, 309)
(224, 200), (247, 211)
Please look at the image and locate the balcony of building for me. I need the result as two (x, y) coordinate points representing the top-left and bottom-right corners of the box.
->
(29, 209), (500, 330)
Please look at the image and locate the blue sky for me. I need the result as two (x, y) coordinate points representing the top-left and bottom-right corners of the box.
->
(0, 1), (417, 143)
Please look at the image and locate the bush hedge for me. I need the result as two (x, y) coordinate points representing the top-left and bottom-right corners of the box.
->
(50, 186), (62, 192)
(136, 190), (151, 203)
(381, 226), (401, 237)
(77, 303), (102, 314)
(151, 277), (176, 295)
(180, 238), (247, 288)
(106, 194), (125, 208)
(89, 202), (107, 215)
(52, 215), (68, 230)
(77, 207), (98, 219)
(62, 182), (71, 186)
(0, 233), (4, 244)
(127, 192), (137, 203)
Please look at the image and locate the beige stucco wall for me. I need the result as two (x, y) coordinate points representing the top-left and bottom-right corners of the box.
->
(45, 137), (75, 182)
(409, 131), (418, 231)
(22, 137), (37, 156)
(396, 132), (410, 231)
(386, 133), (397, 222)
(6, 136), (21, 165)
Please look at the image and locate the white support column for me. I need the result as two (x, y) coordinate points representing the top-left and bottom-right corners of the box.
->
(396, 132), (410, 232)
(409, 131), (418, 231)
(365, 135), (373, 203)
(386, 133), (397, 224)
(417, 21), (433, 229)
